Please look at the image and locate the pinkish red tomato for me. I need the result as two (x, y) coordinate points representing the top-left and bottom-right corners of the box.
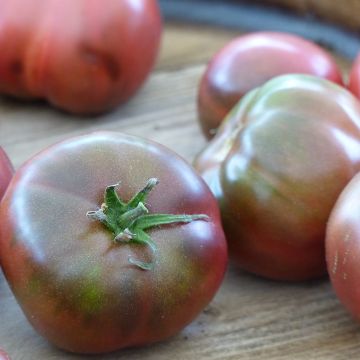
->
(198, 32), (343, 138)
(326, 173), (360, 321)
(348, 54), (360, 100)
(0, 349), (10, 360)
(0, 0), (162, 114)
(0, 147), (13, 201)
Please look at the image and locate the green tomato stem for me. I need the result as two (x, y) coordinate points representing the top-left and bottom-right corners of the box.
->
(86, 178), (209, 270)
(118, 202), (148, 228)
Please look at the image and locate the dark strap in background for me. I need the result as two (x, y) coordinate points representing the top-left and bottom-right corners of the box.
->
(159, 0), (360, 59)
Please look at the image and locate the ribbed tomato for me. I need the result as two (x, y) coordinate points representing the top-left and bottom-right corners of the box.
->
(0, 0), (162, 114)
(195, 75), (360, 281)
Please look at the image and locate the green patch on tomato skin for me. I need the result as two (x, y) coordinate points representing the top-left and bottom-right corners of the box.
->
(76, 266), (105, 316)
(27, 275), (43, 295)
(147, 250), (202, 331)
(21, 263), (49, 301)
(25, 264), (106, 320)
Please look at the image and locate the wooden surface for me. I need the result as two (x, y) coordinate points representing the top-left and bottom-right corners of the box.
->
(0, 22), (359, 360)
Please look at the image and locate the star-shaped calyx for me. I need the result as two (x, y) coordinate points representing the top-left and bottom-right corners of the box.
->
(87, 178), (208, 270)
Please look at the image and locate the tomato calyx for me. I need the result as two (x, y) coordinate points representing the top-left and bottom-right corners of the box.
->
(87, 178), (209, 270)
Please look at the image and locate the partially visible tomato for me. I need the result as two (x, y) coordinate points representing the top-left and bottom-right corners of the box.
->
(0, 147), (13, 201)
(0, 0), (162, 114)
(326, 173), (360, 321)
(0, 349), (10, 360)
(198, 31), (343, 138)
(0, 132), (227, 354)
(195, 74), (360, 281)
(348, 53), (360, 100)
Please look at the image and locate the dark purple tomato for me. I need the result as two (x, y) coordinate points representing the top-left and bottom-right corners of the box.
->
(0, 132), (227, 354)
(195, 74), (360, 281)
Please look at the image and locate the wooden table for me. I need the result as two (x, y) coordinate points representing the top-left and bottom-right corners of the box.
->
(0, 22), (359, 360)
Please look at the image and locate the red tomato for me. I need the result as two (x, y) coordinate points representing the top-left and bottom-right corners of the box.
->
(0, 349), (10, 360)
(0, 0), (162, 114)
(348, 54), (360, 99)
(198, 31), (343, 138)
(195, 74), (360, 281)
(0, 132), (227, 354)
(0, 147), (13, 201)
(326, 173), (360, 321)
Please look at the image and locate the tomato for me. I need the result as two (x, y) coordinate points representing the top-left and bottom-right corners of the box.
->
(198, 32), (343, 139)
(0, 349), (10, 360)
(194, 74), (360, 281)
(0, 0), (162, 114)
(326, 173), (360, 321)
(0, 147), (13, 201)
(348, 53), (360, 100)
(0, 132), (227, 354)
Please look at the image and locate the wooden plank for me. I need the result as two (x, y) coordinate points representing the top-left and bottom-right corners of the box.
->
(0, 22), (359, 360)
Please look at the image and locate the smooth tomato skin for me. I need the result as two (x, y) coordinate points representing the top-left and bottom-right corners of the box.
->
(0, 132), (227, 354)
(348, 54), (360, 100)
(198, 32), (343, 138)
(326, 173), (360, 321)
(0, 350), (10, 360)
(0, 0), (162, 114)
(195, 74), (360, 281)
(0, 147), (13, 201)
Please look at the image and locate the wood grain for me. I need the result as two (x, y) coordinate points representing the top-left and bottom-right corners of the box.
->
(0, 22), (359, 360)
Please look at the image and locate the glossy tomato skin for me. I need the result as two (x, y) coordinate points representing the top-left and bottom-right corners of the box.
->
(0, 0), (162, 114)
(0, 349), (10, 360)
(195, 74), (360, 281)
(0, 147), (13, 201)
(0, 132), (227, 354)
(198, 32), (343, 138)
(348, 54), (360, 99)
(326, 173), (360, 321)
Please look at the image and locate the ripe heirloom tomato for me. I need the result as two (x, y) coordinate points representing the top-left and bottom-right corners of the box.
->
(195, 74), (360, 281)
(0, 132), (227, 354)
(348, 53), (360, 100)
(198, 32), (343, 138)
(0, 0), (162, 114)
(0, 147), (13, 201)
(0, 349), (9, 360)
(326, 173), (360, 321)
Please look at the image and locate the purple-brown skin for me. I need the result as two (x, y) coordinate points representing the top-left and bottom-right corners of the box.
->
(326, 173), (360, 322)
(194, 74), (360, 281)
(198, 31), (343, 139)
(348, 53), (360, 100)
(0, 147), (13, 200)
(0, 0), (162, 114)
(0, 132), (227, 354)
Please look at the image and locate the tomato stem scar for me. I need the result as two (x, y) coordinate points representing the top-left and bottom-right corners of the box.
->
(86, 178), (209, 271)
